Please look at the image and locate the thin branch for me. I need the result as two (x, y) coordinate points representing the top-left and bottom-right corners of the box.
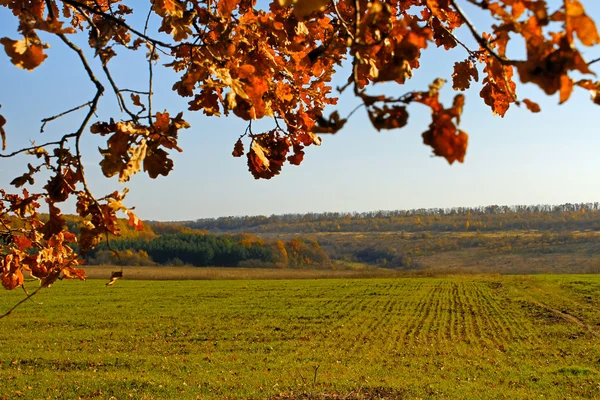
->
(352, 0), (362, 97)
(57, 35), (104, 93)
(0, 136), (76, 158)
(40, 101), (93, 133)
(332, 0), (354, 40)
(346, 102), (365, 120)
(119, 89), (151, 95)
(62, 0), (177, 50)
(436, 20), (478, 58)
(588, 56), (600, 66)
(0, 286), (42, 320)
(21, 283), (43, 305)
(449, 0), (516, 66)
(148, 44), (156, 125)
(465, 0), (489, 9)
(144, 0), (155, 36)
(101, 63), (138, 119)
(273, 116), (288, 134)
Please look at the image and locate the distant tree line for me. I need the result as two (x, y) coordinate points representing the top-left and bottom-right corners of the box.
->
(175, 203), (600, 234)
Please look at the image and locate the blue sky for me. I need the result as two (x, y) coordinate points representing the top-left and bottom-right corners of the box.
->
(1, 1), (600, 221)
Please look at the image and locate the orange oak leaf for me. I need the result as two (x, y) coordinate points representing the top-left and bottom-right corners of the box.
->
(0, 107), (6, 151)
(232, 139), (245, 157)
(452, 60), (479, 91)
(565, 0), (600, 46)
(143, 148), (174, 179)
(127, 210), (144, 231)
(0, 37), (49, 70)
(1, 255), (24, 290)
(40, 201), (66, 240)
(368, 106), (409, 131)
(522, 99), (541, 113)
(422, 113), (468, 164)
(130, 93), (144, 108)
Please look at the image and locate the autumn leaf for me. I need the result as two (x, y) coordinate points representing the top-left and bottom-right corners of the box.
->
(480, 66), (515, 117)
(0, 37), (49, 71)
(313, 111), (347, 134)
(218, 0), (240, 18)
(127, 210), (144, 231)
(422, 113), (468, 164)
(288, 145), (305, 165)
(575, 80), (600, 105)
(522, 99), (541, 113)
(565, 0), (600, 46)
(452, 60), (479, 91)
(232, 139), (245, 157)
(247, 140), (271, 179)
(247, 133), (289, 179)
(143, 148), (174, 179)
(153, 0), (185, 18)
(130, 93), (144, 108)
(431, 17), (457, 50)
(368, 106), (409, 131)
(0, 106), (6, 151)
(1, 255), (24, 290)
(40, 201), (66, 240)
(559, 75), (574, 104)
(61, 267), (86, 280)
(120, 140), (148, 182)
(279, 0), (330, 17)
(10, 164), (36, 188)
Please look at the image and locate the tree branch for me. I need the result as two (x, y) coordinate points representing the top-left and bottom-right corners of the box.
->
(588, 56), (600, 66)
(449, 0), (516, 66)
(0, 286), (42, 320)
(40, 101), (94, 133)
(62, 0), (177, 50)
(0, 138), (75, 158)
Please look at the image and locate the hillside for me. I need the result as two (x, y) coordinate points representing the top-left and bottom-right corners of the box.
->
(180, 203), (600, 233)
(78, 203), (600, 274)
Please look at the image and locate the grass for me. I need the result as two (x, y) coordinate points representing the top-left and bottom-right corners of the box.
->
(1, 275), (600, 399)
(82, 266), (404, 281)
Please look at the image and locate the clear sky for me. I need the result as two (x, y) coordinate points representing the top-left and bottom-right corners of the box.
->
(1, 1), (600, 221)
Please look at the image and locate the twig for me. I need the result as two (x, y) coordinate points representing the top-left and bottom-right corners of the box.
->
(0, 137), (75, 158)
(465, 0), (489, 9)
(102, 63), (138, 119)
(346, 102), (365, 120)
(332, 0), (353, 40)
(21, 283), (43, 305)
(449, 0), (516, 66)
(119, 89), (151, 95)
(144, 0), (155, 36)
(40, 101), (93, 133)
(62, 0), (176, 50)
(352, 0), (362, 96)
(0, 286), (42, 320)
(148, 44), (156, 125)
(588, 56), (600, 66)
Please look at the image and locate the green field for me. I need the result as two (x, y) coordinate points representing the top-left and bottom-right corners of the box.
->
(1, 275), (600, 399)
